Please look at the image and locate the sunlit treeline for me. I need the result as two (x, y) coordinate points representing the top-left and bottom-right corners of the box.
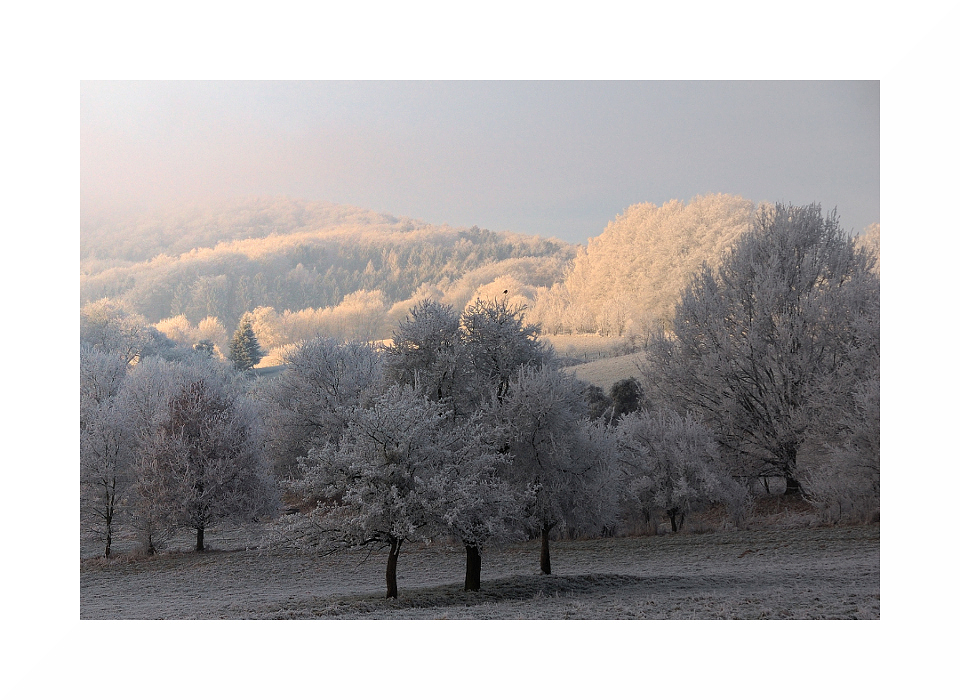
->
(82, 195), (880, 359)
(81, 203), (574, 335)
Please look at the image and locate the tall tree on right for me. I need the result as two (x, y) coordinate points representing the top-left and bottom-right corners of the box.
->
(644, 204), (880, 495)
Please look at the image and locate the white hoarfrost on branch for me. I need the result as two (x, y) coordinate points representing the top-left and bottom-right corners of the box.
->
(644, 203), (880, 496)
(272, 385), (522, 597)
(122, 357), (278, 553)
(258, 335), (384, 480)
(616, 409), (748, 533)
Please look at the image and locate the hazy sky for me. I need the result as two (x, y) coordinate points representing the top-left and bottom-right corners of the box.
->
(80, 81), (879, 244)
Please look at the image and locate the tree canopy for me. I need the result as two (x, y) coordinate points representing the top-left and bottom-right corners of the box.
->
(643, 203), (880, 493)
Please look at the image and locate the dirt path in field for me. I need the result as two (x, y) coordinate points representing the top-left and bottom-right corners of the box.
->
(80, 524), (879, 619)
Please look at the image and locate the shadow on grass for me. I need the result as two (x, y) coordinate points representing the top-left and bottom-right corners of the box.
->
(276, 573), (649, 618)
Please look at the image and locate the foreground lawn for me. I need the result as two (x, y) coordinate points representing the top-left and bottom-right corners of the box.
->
(80, 524), (879, 619)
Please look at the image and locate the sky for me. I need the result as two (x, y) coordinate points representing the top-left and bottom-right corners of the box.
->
(80, 81), (879, 244)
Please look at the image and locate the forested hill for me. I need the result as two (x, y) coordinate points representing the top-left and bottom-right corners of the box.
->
(80, 197), (427, 266)
(80, 197), (577, 335)
(80, 194), (879, 361)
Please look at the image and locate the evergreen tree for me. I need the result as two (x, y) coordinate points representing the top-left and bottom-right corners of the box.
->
(229, 315), (264, 371)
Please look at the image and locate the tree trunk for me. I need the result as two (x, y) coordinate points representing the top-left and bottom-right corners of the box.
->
(104, 513), (112, 558)
(540, 524), (553, 575)
(196, 526), (204, 552)
(783, 446), (802, 496)
(784, 474), (802, 496)
(464, 544), (481, 592)
(668, 509), (684, 532)
(386, 537), (402, 599)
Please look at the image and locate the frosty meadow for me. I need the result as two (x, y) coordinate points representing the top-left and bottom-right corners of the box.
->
(80, 196), (880, 618)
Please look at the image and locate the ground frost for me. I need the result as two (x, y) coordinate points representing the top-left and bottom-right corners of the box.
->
(81, 524), (879, 620)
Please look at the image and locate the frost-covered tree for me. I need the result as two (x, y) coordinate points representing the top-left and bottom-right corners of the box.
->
(385, 299), (462, 405)
(562, 193), (757, 335)
(126, 357), (277, 552)
(617, 409), (742, 532)
(386, 296), (551, 418)
(80, 344), (133, 557)
(229, 314), (264, 371)
(422, 413), (525, 592)
(496, 366), (614, 573)
(644, 203), (880, 494)
(81, 299), (154, 365)
(259, 336), (384, 479)
(384, 297), (558, 585)
(460, 295), (552, 405)
(800, 292), (880, 519)
(276, 385), (518, 597)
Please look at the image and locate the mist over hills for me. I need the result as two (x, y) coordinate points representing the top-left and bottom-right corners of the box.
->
(80, 197), (576, 350)
(80, 197), (431, 267)
(80, 194), (879, 362)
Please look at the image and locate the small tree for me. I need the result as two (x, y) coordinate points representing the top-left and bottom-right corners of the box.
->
(193, 339), (215, 358)
(609, 377), (646, 422)
(583, 383), (612, 421)
(229, 314), (264, 371)
(496, 366), (611, 574)
(617, 409), (742, 532)
(80, 344), (133, 557)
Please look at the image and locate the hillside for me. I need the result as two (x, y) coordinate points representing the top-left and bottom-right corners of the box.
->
(81, 194), (878, 361)
(80, 197), (425, 266)
(80, 197), (577, 343)
(530, 194), (758, 337)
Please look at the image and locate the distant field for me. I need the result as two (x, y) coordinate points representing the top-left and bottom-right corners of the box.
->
(542, 333), (633, 360)
(569, 352), (646, 391)
(80, 522), (879, 620)
(252, 337), (646, 389)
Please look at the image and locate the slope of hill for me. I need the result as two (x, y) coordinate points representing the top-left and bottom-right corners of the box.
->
(80, 197), (577, 339)
(569, 352), (647, 392)
(80, 194), (878, 360)
(533, 193), (758, 337)
(80, 197), (424, 267)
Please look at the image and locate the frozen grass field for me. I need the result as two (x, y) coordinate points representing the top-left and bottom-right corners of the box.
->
(81, 522), (879, 620)
(570, 351), (647, 391)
